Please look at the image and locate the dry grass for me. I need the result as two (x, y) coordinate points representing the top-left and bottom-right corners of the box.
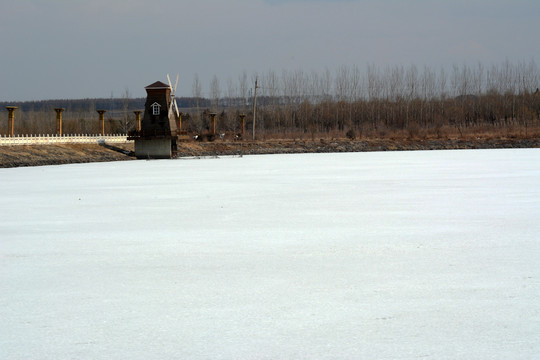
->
(0, 143), (134, 168)
(2, 125), (539, 168)
(255, 122), (540, 143)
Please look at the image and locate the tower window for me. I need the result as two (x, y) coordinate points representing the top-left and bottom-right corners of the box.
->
(151, 102), (161, 115)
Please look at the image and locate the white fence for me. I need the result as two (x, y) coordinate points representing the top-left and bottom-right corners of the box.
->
(0, 134), (132, 146)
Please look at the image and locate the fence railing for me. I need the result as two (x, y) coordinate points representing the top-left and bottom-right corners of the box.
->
(0, 134), (132, 146)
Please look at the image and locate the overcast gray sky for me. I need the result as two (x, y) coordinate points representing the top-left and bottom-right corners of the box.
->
(1, 0), (538, 101)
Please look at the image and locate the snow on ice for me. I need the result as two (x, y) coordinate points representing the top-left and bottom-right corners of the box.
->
(1, 149), (539, 359)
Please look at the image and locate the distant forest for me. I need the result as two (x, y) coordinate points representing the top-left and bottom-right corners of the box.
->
(0, 97), (203, 114)
(2, 61), (540, 139)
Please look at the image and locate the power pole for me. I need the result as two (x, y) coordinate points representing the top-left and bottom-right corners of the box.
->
(252, 77), (258, 141)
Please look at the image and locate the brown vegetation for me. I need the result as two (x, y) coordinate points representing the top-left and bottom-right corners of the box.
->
(1, 61), (538, 168)
(2, 136), (538, 169)
(0, 143), (134, 168)
(182, 62), (540, 142)
(176, 137), (539, 158)
(2, 61), (539, 142)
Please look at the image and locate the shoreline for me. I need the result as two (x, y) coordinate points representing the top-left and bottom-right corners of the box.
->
(1, 138), (539, 168)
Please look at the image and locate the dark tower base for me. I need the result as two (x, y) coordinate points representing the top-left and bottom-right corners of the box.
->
(134, 138), (175, 159)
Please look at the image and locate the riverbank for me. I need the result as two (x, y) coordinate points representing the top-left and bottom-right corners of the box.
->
(0, 143), (134, 168)
(177, 138), (540, 157)
(1, 137), (539, 168)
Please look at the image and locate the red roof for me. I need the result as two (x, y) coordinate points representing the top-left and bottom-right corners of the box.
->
(145, 81), (170, 89)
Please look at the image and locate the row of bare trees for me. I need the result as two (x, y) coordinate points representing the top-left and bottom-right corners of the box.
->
(187, 60), (539, 139)
(2, 61), (539, 139)
(195, 60), (538, 105)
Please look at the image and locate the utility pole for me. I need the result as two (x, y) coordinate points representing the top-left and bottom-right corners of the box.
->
(252, 77), (258, 141)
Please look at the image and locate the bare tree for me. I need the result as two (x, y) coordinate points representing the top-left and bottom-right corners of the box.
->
(320, 67), (333, 101)
(120, 87), (132, 133)
(473, 62), (484, 95)
(264, 69), (279, 134)
(210, 75), (221, 112)
(437, 67), (447, 99)
(334, 65), (350, 102)
(421, 65), (436, 100)
(226, 77), (235, 107)
(238, 70), (248, 111)
(192, 73), (202, 132)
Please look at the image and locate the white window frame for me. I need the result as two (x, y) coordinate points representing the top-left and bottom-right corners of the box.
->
(151, 102), (161, 115)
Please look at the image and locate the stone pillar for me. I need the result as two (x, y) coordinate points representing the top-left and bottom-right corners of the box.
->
(133, 110), (142, 132)
(96, 110), (106, 135)
(5, 106), (17, 137)
(239, 114), (246, 137)
(209, 113), (217, 135)
(54, 108), (65, 135)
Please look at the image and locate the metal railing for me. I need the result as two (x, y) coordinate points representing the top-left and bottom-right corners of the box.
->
(0, 134), (132, 146)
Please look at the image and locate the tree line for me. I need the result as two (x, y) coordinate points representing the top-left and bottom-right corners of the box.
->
(2, 60), (539, 139)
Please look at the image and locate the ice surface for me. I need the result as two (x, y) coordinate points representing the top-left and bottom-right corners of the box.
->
(1, 149), (539, 359)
